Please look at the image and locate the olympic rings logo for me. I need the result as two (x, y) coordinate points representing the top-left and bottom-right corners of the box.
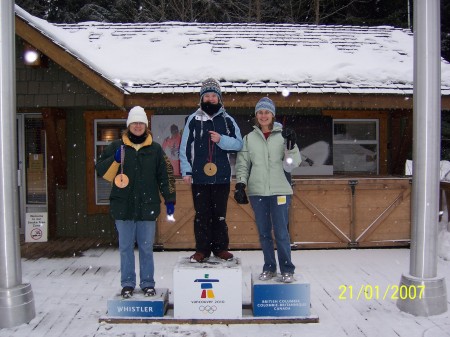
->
(199, 305), (217, 314)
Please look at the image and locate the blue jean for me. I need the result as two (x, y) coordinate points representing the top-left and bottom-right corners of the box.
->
(249, 195), (295, 274)
(115, 220), (156, 289)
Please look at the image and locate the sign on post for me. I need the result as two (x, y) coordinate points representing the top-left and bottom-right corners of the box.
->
(25, 212), (48, 242)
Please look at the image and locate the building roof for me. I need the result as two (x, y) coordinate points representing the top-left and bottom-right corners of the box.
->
(14, 5), (450, 105)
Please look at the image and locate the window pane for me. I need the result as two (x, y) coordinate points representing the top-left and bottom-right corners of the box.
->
(334, 121), (377, 141)
(96, 145), (109, 159)
(95, 144), (113, 204)
(97, 122), (125, 142)
(333, 119), (378, 174)
(95, 120), (126, 205)
(25, 117), (46, 204)
(333, 144), (377, 174)
(96, 177), (112, 204)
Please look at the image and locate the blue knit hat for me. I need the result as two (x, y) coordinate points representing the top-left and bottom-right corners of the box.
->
(255, 97), (276, 116)
(200, 78), (222, 102)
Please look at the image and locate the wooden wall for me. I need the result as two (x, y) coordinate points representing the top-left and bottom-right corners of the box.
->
(290, 177), (411, 248)
(156, 178), (411, 250)
(156, 181), (260, 249)
(56, 111), (116, 238)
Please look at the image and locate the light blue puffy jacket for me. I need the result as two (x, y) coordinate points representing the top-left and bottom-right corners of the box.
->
(235, 122), (301, 196)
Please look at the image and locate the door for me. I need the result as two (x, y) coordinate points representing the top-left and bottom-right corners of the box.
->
(17, 114), (48, 238)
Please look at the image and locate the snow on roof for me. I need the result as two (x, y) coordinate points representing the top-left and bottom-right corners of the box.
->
(15, 5), (450, 96)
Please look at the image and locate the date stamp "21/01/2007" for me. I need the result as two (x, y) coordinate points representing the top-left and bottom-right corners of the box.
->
(338, 284), (425, 301)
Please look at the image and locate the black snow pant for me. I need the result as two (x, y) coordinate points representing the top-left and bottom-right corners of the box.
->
(191, 183), (230, 256)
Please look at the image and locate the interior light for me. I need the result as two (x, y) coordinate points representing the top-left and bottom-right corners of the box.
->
(101, 129), (119, 141)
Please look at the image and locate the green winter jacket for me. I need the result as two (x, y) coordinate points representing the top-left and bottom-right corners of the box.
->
(235, 123), (301, 196)
(95, 133), (176, 221)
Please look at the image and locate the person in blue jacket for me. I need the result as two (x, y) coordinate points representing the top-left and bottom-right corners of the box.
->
(179, 78), (243, 263)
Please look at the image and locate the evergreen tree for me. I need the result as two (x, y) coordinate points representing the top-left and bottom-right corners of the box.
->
(15, 0), (49, 19)
(109, 0), (140, 22)
(77, 4), (111, 22)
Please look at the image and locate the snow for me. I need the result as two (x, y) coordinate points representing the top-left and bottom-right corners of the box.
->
(439, 184), (450, 261)
(6, 5), (450, 336)
(14, 5), (450, 95)
(2, 249), (449, 337)
(404, 159), (450, 260)
(0, 213), (448, 337)
(439, 229), (450, 261)
(404, 160), (450, 181)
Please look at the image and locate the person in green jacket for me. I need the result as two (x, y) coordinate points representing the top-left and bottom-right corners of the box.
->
(234, 97), (301, 283)
(96, 106), (176, 298)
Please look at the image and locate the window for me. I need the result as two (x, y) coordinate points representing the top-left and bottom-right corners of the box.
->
(94, 119), (127, 205)
(84, 110), (129, 214)
(333, 119), (379, 174)
(24, 116), (47, 204)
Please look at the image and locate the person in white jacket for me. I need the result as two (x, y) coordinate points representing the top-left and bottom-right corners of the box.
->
(234, 97), (301, 283)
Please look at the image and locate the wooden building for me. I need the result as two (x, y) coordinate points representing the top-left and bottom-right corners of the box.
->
(14, 5), (450, 248)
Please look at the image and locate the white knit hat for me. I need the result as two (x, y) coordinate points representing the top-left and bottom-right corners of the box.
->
(127, 106), (148, 127)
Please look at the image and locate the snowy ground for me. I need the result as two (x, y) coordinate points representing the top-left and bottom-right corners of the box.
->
(0, 210), (449, 337)
(0, 243), (449, 337)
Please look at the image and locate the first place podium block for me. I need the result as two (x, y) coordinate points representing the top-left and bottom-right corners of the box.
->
(107, 288), (169, 317)
(173, 257), (242, 319)
(252, 274), (311, 317)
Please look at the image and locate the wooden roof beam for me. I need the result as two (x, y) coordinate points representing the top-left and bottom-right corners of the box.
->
(125, 93), (424, 110)
(125, 93), (450, 110)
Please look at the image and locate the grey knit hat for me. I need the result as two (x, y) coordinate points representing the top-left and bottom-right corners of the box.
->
(255, 97), (276, 116)
(200, 78), (222, 102)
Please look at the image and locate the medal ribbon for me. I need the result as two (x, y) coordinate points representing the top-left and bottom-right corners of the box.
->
(120, 145), (125, 175)
(208, 137), (214, 164)
(114, 144), (129, 188)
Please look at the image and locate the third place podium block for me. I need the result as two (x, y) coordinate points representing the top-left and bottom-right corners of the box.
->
(107, 288), (169, 318)
(173, 256), (242, 319)
(252, 273), (311, 317)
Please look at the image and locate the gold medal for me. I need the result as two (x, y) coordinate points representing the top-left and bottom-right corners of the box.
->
(204, 137), (218, 176)
(114, 174), (129, 188)
(204, 163), (217, 176)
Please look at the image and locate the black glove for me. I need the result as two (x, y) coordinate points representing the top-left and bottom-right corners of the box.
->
(282, 128), (297, 150)
(305, 157), (314, 166)
(234, 183), (249, 204)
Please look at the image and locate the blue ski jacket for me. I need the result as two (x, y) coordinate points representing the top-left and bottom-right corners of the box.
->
(179, 106), (243, 184)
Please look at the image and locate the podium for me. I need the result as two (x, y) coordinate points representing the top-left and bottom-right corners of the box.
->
(252, 273), (311, 317)
(100, 258), (318, 324)
(107, 288), (169, 317)
(173, 256), (242, 319)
